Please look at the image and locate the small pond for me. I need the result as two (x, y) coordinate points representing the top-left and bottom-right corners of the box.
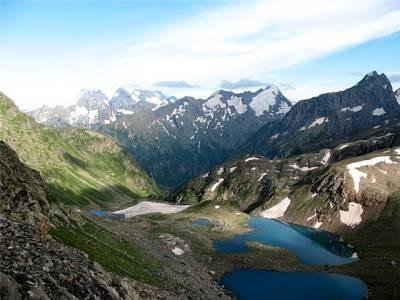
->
(192, 219), (210, 226)
(85, 209), (124, 220)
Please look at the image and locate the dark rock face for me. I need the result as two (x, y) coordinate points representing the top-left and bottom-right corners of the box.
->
(99, 86), (292, 190)
(242, 72), (400, 158)
(0, 141), (50, 233)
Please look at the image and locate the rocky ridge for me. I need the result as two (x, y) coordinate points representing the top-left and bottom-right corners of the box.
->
(242, 72), (400, 158)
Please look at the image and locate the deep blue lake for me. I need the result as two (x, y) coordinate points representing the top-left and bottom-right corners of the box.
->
(214, 217), (357, 265)
(220, 269), (368, 300)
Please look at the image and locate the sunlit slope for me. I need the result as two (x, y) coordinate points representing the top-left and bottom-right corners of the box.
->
(0, 92), (159, 207)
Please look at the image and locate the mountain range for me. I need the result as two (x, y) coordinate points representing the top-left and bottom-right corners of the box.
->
(98, 85), (292, 189)
(171, 71), (400, 243)
(28, 73), (400, 193)
(29, 88), (176, 129)
(30, 85), (292, 190)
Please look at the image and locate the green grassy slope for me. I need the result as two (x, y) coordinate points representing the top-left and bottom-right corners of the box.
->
(0, 92), (160, 208)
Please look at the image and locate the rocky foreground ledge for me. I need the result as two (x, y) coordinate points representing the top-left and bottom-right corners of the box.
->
(0, 213), (180, 299)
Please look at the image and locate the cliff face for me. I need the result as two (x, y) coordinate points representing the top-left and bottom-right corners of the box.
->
(0, 140), (50, 233)
(242, 72), (400, 158)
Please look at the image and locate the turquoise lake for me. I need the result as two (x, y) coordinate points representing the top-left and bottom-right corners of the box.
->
(214, 217), (357, 265)
(214, 217), (367, 299)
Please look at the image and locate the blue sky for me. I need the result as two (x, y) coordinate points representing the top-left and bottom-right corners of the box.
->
(1, 0), (400, 110)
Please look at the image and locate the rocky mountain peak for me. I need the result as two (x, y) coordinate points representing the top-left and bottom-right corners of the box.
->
(357, 71), (392, 91)
(109, 87), (134, 110)
(76, 89), (109, 110)
(241, 71), (400, 158)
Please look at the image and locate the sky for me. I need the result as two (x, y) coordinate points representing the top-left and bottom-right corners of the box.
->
(1, 0), (400, 111)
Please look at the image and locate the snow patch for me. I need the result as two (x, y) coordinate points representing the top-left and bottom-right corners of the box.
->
(341, 105), (363, 112)
(313, 221), (323, 229)
(203, 93), (226, 117)
(372, 107), (386, 116)
(338, 144), (349, 150)
(321, 150), (331, 165)
(258, 173), (267, 182)
(308, 117), (329, 128)
(249, 85), (279, 117)
(261, 197), (291, 219)
(289, 163), (317, 172)
(230, 167), (237, 173)
(113, 201), (190, 218)
(227, 96), (247, 114)
(117, 109), (134, 115)
(217, 167), (224, 175)
(306, 214), (316, 221)
(245, 157), (260, 162)
(210, 178), (224, 192)
(278, 102), (291, 115)
(172, 247), (185, 256)
(347, 156), (395, 192)
(339, 202), (363, 227)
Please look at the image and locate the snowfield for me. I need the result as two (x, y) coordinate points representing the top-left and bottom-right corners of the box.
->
(261, 197), (291, 219)
(346, 156), (396, 192)
(245, 157), (260, 162)
(210, 178), (224, 192)
(339, 202), (363, 227)
(372, 107), (386, 116)
(289, 163), (317, 172)
(113, 201), (190, 218)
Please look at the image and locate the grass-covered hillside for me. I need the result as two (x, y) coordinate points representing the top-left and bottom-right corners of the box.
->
(0, 92), (159, 208)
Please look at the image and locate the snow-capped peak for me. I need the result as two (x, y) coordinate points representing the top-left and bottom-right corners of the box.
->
(249, 85), (284, 117)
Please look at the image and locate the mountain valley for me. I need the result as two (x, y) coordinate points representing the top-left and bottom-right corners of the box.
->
(1, 71), (400, 300)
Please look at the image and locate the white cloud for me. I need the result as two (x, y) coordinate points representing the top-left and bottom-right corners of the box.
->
(1, 0), (400, 109)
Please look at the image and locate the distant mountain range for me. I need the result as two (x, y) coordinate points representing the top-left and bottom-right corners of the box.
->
(28, 72), (400, 193)
(29, 84), (293, 190)
(28, 88), (176, 128)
